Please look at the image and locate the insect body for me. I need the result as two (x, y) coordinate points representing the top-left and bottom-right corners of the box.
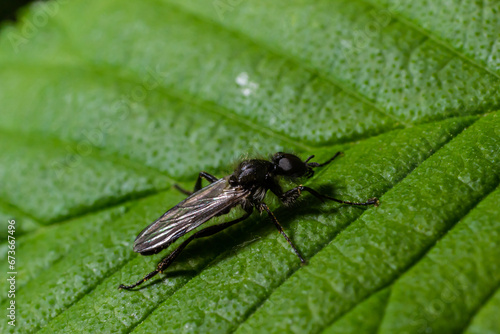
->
(118, 152), (378, 290)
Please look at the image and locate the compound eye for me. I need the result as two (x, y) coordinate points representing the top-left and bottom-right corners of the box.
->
(273, 153), (307, 177)
(272, 152), (289, 170)
(278, 156), (293, 172)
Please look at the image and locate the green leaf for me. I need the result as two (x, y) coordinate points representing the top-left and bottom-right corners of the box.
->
(0, 0), (498, 333)
(323, 288), (392, 334)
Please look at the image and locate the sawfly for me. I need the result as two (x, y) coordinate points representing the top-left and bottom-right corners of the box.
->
(119, 152), (378, 290)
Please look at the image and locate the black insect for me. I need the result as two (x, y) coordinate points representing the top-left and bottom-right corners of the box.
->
(118, 152), (378, 290)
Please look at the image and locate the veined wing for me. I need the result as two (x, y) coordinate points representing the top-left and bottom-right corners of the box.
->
(133, 176), (250, 255)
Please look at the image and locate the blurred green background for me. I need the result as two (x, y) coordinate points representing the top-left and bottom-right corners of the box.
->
(0, 0), (33, 22)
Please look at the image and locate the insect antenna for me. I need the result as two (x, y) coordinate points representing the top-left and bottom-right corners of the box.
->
(307, 151), (343, 168)
(304, 155), (315, 163)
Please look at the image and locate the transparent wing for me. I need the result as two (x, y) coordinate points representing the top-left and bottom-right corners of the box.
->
(133, 177), (250, 254)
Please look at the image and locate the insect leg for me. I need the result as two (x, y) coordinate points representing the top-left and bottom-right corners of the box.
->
(174, 171), (219, 196)
(259, 203), (306, 264)
(118, 211), (252, 290)
(282, 185), (379, 206)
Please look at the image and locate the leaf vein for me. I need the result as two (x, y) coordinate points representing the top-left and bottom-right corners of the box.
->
(162, 0), (409, 127)
(364, 0), (500, 80)
(320, 178), (500, 332)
